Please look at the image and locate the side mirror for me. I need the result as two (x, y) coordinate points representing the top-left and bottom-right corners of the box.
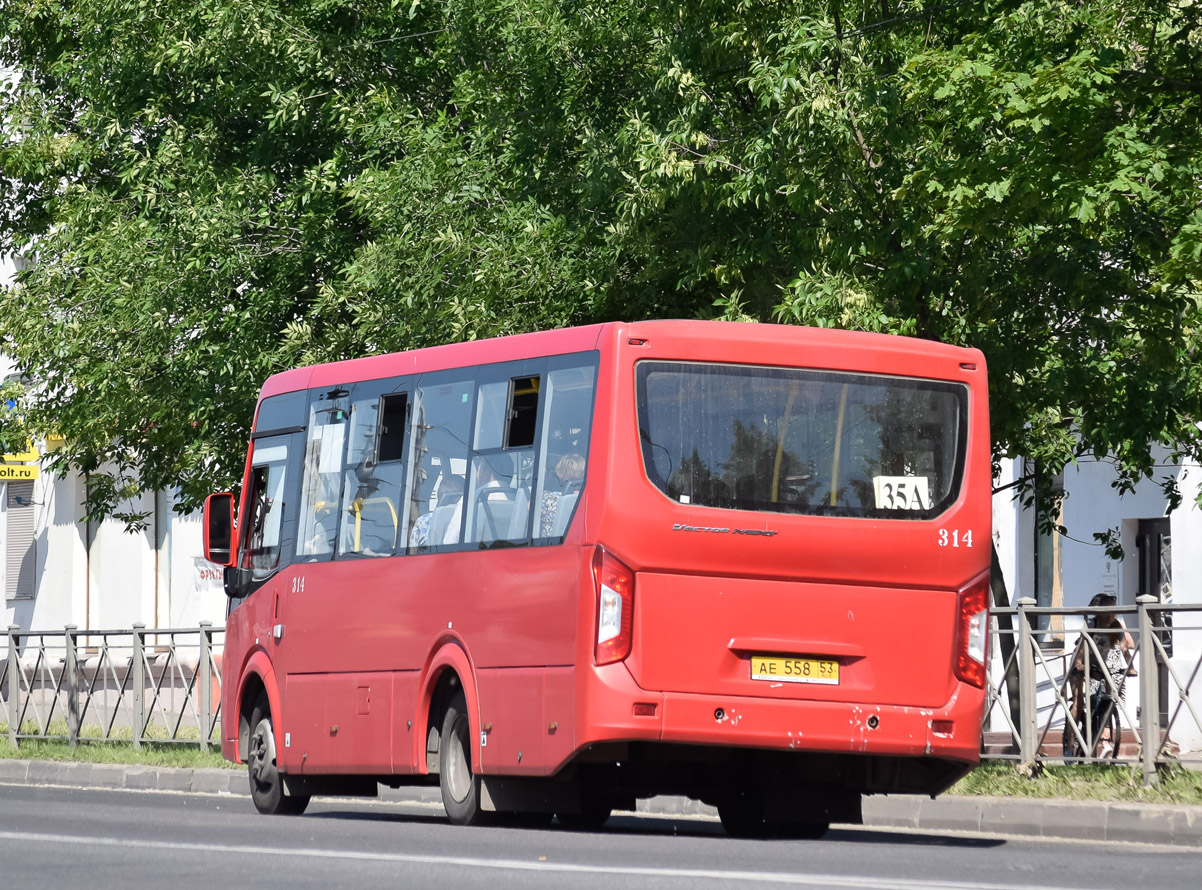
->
(203, 492), (237, 568)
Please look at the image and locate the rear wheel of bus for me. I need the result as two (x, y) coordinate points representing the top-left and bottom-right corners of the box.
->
(247, 696), (309, 816)
(555, 795), (612, 831)
(717, 791), (830, 839)
(440, 692), (486, 825)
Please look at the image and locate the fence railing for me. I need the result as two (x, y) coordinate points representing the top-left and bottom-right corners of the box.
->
(2, 624), (222, 750)
(984, 597), (1202, 785)
(3, 606), (1200, 785)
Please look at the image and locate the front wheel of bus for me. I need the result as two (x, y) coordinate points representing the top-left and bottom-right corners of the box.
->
(247, 699), (309, 816)
(440, 695), (485, 826)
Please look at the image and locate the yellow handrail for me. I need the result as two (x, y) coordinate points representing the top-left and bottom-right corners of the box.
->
(771, 388), (798, 503)
(829, 384), (848, 507)
(351, 497), (399, 551)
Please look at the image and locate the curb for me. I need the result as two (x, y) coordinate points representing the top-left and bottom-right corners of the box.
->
(3, 759), (1201, 846)
(862, 793), (1202, 847)
(0, 758), (245, 796)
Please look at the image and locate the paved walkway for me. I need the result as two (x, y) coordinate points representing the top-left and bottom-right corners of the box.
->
(3, 758), (1201, 847)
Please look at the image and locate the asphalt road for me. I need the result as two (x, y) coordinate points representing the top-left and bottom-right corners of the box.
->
(2, 783), (1199, 890)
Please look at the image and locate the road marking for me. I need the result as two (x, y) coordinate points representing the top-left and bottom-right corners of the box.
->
(0, 829), (1075, 889)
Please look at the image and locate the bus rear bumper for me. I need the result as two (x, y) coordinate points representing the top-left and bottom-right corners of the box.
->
(657, 688), (983, 764)
(577, 663), (982, 765)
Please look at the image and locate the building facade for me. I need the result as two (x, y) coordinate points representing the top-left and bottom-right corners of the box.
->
(993, 450), (1196, 616)
(1, 463), (224, 633)
(992, 451), (1201, 752)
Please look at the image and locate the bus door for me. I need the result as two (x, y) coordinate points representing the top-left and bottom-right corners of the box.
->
(226, 428), (302, 746)
(276, 380), (409, 774)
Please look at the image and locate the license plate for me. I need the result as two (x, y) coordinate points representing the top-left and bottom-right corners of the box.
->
(750, 655), (839, 685)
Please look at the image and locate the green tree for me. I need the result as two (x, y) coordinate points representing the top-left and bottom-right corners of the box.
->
(1, 0), (1199, 534)
(594, 1), (1202, 520)
(0, 0), (603, 521)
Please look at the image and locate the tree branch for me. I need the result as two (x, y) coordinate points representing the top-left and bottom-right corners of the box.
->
(1116, 69), (1202, 92)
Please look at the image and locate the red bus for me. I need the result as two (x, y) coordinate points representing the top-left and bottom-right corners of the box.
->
(204, 320), (991, 837)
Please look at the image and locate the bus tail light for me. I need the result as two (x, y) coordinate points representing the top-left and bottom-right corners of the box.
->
(593, 547), (634, 665)
(953, 576), (990, 688)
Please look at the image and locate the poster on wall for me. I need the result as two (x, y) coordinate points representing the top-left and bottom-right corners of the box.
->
(193, 557), (225, 598)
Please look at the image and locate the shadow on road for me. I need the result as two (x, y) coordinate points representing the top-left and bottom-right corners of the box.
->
(303, 805), (1005, 849)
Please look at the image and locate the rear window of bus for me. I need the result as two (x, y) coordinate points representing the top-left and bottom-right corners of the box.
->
(635, 361), (967, 519)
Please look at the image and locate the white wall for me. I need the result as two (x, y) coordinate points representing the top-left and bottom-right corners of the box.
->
(993, 450), (1202, 753)
(1174, 462), (1202, 665)
(994, 450), (1199, 610)
(2, 474), (223, 633)
(1063, 449), (1184, 607)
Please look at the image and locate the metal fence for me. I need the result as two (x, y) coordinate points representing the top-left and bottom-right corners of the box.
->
(2, 624), (222, 750)
(3, 605), (1200, 785)
(984, 597), (1202, 785)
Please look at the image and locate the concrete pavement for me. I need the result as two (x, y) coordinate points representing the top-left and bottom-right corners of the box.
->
(3, 757), (1201, 847)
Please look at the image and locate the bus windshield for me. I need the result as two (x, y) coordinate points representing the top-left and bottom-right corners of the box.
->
(636, 361), (966, 519)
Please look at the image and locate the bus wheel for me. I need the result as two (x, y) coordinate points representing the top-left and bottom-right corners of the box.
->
(440, 694), (485, 825)
(503, 811), (555, 829)
(556, 799), (612, 831)
(717, 792), (767, 838)
(773, 819), (831, 840)
(247, 698), (309, 816)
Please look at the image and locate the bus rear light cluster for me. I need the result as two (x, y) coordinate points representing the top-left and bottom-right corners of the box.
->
(953, 576), (990, 688)
(593, 547), (634, 665)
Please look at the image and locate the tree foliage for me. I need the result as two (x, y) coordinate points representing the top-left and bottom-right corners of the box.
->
(1, 1), (1200, 525)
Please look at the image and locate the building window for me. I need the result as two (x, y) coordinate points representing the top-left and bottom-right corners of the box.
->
(5, 481), (36, 600)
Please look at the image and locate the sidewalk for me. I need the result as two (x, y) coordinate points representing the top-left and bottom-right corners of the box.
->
(3, 758), (1201, 847)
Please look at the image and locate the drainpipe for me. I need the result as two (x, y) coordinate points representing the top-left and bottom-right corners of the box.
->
(84, 474), (90, 632)
(153, 492), (159, 630)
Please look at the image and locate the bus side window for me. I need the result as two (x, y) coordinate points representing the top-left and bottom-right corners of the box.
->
(465, 453), (518, 546)
(241, 443), (290, 579)
(406, 377), (474, 549)
(338, 390), (407, 557)
(534, 364), (595, 541)
(466, 375), (539, 547)
(297, 389), (350, 561)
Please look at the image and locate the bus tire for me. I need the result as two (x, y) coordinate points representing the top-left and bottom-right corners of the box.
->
(556, 798), (612, 831)
(717, 792), (767, 838)
(440, 694), (485, 825)
(772, 819), (831, 840)
(247, 698), (309, 816)
(504, 811), (555, 829)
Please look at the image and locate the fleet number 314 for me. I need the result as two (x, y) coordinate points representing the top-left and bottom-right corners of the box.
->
(938, 529), (974, 548)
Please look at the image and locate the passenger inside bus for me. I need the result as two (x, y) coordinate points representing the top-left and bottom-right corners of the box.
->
(306, 501), (338, 556)
(461, 457), (507, 544)
(410, 475), (463, 549)
(541, 452), (585, 536)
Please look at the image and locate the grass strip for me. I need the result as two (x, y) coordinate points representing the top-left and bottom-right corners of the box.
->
(949, 760), (1202, 805)
(0, 737), (233, 769)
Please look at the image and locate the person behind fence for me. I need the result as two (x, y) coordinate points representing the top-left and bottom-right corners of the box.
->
(1063, 593), (1136, 756)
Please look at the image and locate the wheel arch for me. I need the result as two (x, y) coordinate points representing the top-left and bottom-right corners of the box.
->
(235, 650), (281, 764)
(416, 640), (480, 776)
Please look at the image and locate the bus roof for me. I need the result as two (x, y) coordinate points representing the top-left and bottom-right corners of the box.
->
(258, 320), (984, 400)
